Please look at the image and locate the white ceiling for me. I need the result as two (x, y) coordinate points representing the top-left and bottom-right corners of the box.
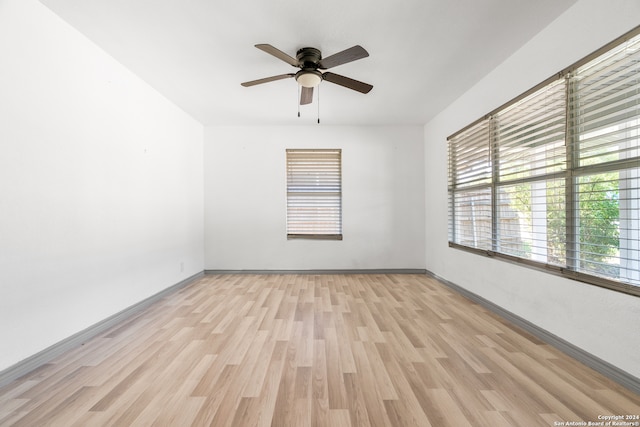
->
(40, 0), (576, 126)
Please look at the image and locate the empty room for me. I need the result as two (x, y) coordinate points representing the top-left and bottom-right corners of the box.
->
(1, 0), (639, 425)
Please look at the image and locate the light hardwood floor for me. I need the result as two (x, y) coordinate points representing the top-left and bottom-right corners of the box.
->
(0, 274), (638, 426)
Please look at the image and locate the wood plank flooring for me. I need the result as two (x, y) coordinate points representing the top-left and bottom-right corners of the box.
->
(0, 274), (638, 426)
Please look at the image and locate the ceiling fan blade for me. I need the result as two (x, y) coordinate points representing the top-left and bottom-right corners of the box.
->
(255, 44), (299, 67)
(241, 73), (294, 87)
(300, 86), (313, 105)
(318, 45), (369, 69)
(322, 72), (373, 94)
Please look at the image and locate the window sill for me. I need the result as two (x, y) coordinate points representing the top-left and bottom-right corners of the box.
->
(287, 234), (343, 240)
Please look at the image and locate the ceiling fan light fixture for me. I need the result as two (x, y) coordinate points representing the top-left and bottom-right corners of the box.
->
(295, 70), (322, 88)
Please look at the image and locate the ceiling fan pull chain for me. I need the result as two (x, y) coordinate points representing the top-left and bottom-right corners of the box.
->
(297, 85), (301, 117)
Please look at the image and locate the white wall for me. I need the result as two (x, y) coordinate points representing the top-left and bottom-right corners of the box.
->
(0, 0), (204, 371)
(205, 125), (425, 270)
(424, 0), (640, 378)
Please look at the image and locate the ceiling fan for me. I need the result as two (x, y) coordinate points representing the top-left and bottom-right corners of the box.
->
(241, 44), (373, 106)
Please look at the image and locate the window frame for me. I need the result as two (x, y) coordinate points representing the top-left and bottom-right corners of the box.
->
(286, 148), (343, 240)
(447, 25), (640, 298)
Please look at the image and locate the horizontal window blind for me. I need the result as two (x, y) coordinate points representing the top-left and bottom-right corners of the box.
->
(450, 188), (492, 250)
(496, 179), (566, 265)
(448, 26), (640, 296)
(572, 35), (640, 168)
(495, 78), (567, 182)
(286, 149), (342, 239)
(448, 119), (492, 189)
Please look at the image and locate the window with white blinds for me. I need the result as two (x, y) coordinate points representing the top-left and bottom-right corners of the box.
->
(448, 26), (640, 297)
(570, 33), (640, 287)
(286, 149), (342, 240)
(448, 120), (492, 250)
(494, 79), (567, 263)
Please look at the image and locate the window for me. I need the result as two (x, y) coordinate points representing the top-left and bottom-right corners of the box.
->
(286, 149), (342, 239)
(448, 26), (640, 297)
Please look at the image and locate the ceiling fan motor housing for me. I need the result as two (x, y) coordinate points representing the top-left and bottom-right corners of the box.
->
(296, 47), (322, 68)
